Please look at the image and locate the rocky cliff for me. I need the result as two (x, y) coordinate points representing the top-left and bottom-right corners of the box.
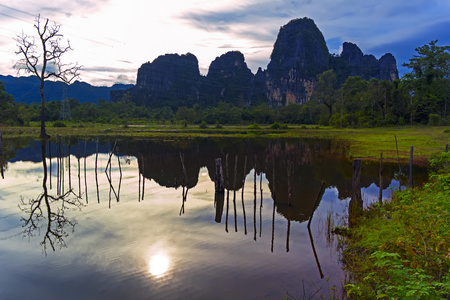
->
(204, 51), (254, 107)
(115, 53), (201, 107)
(113, 17), (399, 108)
(264, 18), (330, 106)
(329, 42), (399, 84)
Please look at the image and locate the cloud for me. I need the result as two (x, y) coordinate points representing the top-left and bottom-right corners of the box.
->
(0, 0), (111, 19)
(1, 0), (450, 85)
(82, 66), (137, 74)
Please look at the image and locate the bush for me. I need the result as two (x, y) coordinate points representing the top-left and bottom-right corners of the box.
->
(270, 121), (288, 129)
(215, 121), (223, 129)
(428, 113), (440, 126)
(199, 121), (208, 129)
(247, 122), (261, 129)
(53, 121), (66, 127)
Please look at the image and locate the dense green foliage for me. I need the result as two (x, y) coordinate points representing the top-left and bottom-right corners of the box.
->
(0, 81), (19, 125)
(0, 41), (448, 128)
(343, 152), (450, 299)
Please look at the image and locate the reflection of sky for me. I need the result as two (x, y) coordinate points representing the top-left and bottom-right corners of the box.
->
(1, 155), (399, 299)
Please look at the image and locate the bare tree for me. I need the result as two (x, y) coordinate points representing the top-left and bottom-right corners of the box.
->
(15, 14), (81, 139)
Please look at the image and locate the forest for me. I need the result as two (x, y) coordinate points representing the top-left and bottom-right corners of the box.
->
(0, 41), (449, 128)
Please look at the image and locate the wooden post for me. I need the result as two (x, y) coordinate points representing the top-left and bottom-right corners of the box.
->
(138, 157), (141, 202)
(56, 137), (60, 195)
(117, 147), (122, 202)
(49, 140), (52, 190)
(241, 155), (247, 199)
(214, 192), (225, 223)
(233, 155), (238, 232)
(253, 156), (257, 241)
(409, 146), (413, 188)
(286, 218), (290, 253)
(179, 152), (188, 185)
(141, 154), (145, 201)
(307, 181), (326, 229)
(214, 158), (224, 193)
(95, 138), (99, 203)
(241, 155), (247, 235)
(61, 138), (64, 195)
(379, 152), (383, 203)
(349, 159), (362, 227)
(225, 154), (229, 233)
(308, 227), (324, 279)
(84, 140), (88, 203)
(77, 142), (81, 198)
(68, 139), (71, 190)
(287, 161), (292, 206)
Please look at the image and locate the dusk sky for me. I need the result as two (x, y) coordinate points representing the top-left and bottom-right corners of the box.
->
(0, 0), (449, 86)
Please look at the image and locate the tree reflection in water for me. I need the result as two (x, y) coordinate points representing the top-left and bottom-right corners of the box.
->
(19, 140), (83, 254)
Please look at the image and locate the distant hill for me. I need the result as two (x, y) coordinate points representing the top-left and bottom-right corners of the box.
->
(0, 75), (133, 104)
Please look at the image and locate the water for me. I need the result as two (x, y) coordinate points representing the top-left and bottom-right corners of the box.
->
(0, 136), (428, 299)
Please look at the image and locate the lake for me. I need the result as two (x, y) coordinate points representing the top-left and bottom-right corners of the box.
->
(0, 136), (428, 299)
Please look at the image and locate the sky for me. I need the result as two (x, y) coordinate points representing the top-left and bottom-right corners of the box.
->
(0, 0), (449, 87)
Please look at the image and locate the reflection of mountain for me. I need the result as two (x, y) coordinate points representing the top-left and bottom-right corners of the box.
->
(4, 137), (428, 223)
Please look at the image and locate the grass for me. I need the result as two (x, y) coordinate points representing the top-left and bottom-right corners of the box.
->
(342, 154), (450, 299)
(1, 123), (449, 163)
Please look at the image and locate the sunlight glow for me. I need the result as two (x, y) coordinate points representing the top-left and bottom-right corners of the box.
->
(149, 254), (170, 277)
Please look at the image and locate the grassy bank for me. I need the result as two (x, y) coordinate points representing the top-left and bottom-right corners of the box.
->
(342, 153), (450, 299)
(1, 123), (448, 164)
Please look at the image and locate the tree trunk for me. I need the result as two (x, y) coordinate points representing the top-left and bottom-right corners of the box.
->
(40, 81), (47, 138)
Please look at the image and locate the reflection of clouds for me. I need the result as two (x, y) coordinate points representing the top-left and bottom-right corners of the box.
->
(0, 153), (349, 299)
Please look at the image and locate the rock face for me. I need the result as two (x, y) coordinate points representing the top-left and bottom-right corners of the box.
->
(125, 53), (201, 107)
(379, 53), (399, 81)
(264, 18), (330, 106)
(205, 51), (254, 107)
(112, 18), (399, 108)
(330, 42), (399, 84)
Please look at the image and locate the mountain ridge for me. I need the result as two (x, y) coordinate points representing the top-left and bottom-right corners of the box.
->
(0, 74), (133, 104)
(112, 17), (398, 107)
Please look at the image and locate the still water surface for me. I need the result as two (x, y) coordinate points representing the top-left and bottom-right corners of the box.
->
(0, 137), (427, 299)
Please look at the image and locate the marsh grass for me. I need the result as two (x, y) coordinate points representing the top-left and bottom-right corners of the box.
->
(342, 153), (450, 299)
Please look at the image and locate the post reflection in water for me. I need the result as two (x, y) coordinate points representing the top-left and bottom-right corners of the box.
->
(0, 136), (431, 299)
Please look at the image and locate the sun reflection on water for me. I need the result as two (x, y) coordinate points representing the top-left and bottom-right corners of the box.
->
(149, 254), (170, 278)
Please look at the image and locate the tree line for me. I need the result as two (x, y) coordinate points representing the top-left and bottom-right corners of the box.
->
(1, 40), (449, 128)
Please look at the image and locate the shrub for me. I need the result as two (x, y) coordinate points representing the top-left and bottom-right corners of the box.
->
(199, 121), (208, 129)
(53, 121), (66, 127)
(270, 121), (288, 129)
(428, 113), (440, 126)
(247, 122), (261, 129)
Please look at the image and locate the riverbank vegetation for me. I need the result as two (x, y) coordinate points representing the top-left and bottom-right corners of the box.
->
(342, 152), (450, 299)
